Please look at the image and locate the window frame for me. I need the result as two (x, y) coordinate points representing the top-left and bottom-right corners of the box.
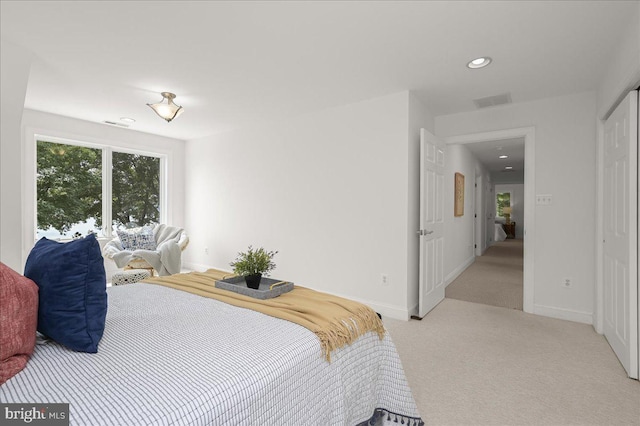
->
(33, 134), (167, 240)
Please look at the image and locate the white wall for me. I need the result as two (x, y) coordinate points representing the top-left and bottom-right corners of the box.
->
(20, 109), (186, 279)
(443, 144), (478, 284)
(184, 91), (425, 319)
(495, 183), (525, 239)
(436, 91), (597, 324)
(596, 2), (640, 119)
(1, 40), (32, 272)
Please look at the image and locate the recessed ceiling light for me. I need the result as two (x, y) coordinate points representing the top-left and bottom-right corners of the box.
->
(120, 117), (136, 123)
(467, 56), (492, 69)
(499, 155), (508, 159)
(505, 166), (513, 170)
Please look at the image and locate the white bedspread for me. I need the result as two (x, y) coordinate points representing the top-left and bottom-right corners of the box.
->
(0, 283), (422, 426)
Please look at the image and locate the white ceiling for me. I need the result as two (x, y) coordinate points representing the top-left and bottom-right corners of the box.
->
(1, 1), (636, 141)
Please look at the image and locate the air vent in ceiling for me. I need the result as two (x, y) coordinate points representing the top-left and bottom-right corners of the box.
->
(473, 92), (512, 109)
(103, 120), (130, 128)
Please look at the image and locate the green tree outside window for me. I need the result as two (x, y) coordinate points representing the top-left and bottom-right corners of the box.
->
(496, 192), (511, 217)
(37, 141), (102, 235)
(112, 152), (160, 228)
(37, 140), (161, 238)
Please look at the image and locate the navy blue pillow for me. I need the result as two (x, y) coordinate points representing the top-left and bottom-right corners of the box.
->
(24, 234), (107, 353)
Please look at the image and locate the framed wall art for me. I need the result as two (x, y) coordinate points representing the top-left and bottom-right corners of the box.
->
(454, 172), (464, 217)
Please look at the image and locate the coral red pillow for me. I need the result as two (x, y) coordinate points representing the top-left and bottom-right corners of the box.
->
(0, 262), (38, 385)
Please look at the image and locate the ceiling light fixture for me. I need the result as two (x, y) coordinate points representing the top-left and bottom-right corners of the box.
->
(467, 56), (492, 69)
(147, 92), (184, 123)
(499, 155), (508, 159)
(120, 117), (136, 124)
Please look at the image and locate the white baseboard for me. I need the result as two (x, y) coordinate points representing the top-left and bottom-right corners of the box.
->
(444, 255), (476, 287)
(534, 304), (593, 325)
(323, 290), (411, 321)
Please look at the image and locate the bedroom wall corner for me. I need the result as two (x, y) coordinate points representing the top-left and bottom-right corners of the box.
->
(183, 92), (415, 320)
(1, 40), (32, 272)
(596, 1), (640, 119)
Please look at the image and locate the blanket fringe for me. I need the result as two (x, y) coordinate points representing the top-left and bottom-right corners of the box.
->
(358, 408), (425, 426)
(315, 305), (386, 362)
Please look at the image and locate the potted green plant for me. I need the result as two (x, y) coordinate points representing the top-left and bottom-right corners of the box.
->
(230, 246), (278, 289)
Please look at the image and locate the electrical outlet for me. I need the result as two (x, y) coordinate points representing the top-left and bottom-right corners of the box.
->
(204, 246), (209, 255)
(561, 277), (573, 289)
(381, 274), (390, 287)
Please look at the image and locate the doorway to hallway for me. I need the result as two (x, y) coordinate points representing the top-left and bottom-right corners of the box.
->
(445, 126), (535, 313)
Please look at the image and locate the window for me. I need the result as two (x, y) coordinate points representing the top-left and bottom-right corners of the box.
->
(37, 141), (103, 238)
(36, 138), (163, 239)
(112, 152), (160, 229)
(496, 192), (511, 217)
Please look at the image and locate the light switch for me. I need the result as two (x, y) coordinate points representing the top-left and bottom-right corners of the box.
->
(536, 194), (553, 205)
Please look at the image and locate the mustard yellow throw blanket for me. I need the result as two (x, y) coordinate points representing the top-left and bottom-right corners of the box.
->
(143, 269), (385, 361)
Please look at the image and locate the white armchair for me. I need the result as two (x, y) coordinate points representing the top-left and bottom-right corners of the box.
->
(103, 224), (189, 276)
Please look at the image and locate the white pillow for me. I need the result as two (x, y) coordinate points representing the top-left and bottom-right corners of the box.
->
(116, 226), (156, 251)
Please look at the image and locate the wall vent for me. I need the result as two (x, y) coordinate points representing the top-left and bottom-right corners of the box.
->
(103, 120), (129, 128)
(473, 92), (512, 109)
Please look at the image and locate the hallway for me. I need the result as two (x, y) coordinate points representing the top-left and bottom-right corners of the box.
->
(445, 239), (523, 310)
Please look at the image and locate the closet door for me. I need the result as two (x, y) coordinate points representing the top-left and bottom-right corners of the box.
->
(603, 90), (638, 379)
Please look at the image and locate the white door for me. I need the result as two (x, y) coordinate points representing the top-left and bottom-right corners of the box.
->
(486, 184), (494, 246)
(603, 91), (638, 379)
(418, 129), (445, 317)
(475, 175), (483, 256)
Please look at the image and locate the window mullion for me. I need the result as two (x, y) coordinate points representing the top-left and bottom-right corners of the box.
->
(159, 156), (167, 224)
(103, 147), (113, 238)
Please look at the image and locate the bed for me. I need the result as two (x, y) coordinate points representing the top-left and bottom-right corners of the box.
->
(0, 276), (423, 425)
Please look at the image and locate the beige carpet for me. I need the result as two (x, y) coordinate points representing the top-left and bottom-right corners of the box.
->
(446, 239), (523, 310)
(384, 299), (640, 425)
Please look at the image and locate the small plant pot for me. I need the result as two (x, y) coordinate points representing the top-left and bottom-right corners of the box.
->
(244, 273), (262, 289)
